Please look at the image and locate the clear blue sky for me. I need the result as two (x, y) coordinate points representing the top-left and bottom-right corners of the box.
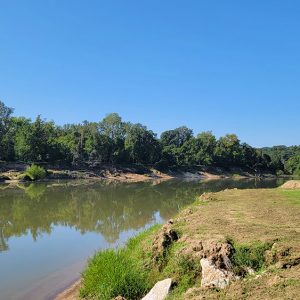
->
(0, 1), (299, 147)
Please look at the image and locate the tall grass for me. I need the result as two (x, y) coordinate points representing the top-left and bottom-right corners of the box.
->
(80, 249), (149, 300)
(80, 225), (160, 299)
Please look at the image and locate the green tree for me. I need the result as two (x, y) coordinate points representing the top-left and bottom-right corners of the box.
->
(160, 126), (193, 148)
(125, 124), (160, 164)
(99, 113), (127, 163)
(215, 134), (242, 166)
(285, 154), (300, 175)
(14, 116), (60, 162)
(0, 101), (14, 160)
(180, 131), (217, 166)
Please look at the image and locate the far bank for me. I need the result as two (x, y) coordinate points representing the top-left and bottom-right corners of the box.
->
(0, 162), (280, 184)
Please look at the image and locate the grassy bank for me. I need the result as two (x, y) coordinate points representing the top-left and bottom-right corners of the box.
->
(78, 184), (300, 300)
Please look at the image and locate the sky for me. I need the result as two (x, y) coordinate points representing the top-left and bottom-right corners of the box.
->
(0, 0), (299, 147)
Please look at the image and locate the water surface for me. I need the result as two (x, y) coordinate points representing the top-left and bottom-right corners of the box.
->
(0, 178), (286, 300)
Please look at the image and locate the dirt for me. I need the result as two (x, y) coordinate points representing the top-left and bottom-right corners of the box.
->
(54, 280), (81, 300)
(0, 162), (279, 184)
(279, 180), (300, 189)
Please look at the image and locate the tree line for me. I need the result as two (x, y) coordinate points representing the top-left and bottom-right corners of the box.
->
(0, 100), (299, 175)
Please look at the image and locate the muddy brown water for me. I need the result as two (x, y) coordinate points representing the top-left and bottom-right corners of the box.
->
(0, 178), (287, 300)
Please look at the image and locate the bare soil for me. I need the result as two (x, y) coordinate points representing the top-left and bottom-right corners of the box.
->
(280, 180), (300, 189)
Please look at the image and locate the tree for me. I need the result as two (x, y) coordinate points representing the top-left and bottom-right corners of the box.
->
(125, 124), (161, 164)
(195, 131), (217, 165)
(0, 101), (14, 160)
(214, 134), (242, 166)
(99, 113), (127, 163)
(160, 126), (193, 148)
(14, 116), (60, 162)
(285, 154), (300, 175)
(159, 126), (193, 167)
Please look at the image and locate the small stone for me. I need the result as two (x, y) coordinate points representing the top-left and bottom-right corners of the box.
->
(246, 267), (255, 275)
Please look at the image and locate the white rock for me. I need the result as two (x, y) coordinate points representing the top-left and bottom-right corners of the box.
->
(200, 258), (236, 289)
(142, 278), (172, 300)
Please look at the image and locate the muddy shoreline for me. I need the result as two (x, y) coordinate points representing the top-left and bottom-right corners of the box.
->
(0, 162), (277, 184)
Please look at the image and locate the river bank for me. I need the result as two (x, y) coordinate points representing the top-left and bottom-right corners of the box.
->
(58, 181), (300, 299)
(0, 162), (277, 184)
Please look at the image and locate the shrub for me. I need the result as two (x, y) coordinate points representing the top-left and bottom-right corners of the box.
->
(25, 164), (47, 181)
(80, 249), (149, 300)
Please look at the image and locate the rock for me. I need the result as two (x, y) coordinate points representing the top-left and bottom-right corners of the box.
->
(114, 297), (126, 300)
(200, 258), (236, 289)
(142, 278), (172, 300)
(245, 267), (255, 275)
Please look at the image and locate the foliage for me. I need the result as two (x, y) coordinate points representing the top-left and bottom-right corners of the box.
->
(80, 249), (149, 300)
(0, 100), (299, 174)
(125, 123), (161, 164)
(0, 101), (14, 160)
(25, 164), (47, 181)
(285, 154), (300, 175)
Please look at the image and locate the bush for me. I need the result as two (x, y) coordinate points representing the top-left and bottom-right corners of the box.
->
(25, 164), (47, 181)
(80, 249), (149, 300)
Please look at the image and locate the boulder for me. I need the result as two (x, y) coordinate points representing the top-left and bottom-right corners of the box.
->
(200, 258), (236, 289)
(142, 278), (172, 300)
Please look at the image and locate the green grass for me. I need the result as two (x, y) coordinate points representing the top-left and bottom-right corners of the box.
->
(231, 241), (273, 274)
(80, 225), (160, 300)
(281, 190), (300, 205)
(25, 164), (47, 181)
(80, 249), (149, 300)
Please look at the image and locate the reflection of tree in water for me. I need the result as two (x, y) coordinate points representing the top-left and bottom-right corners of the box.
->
(0, 224), (9, 251)
(0, 178), (282, 250)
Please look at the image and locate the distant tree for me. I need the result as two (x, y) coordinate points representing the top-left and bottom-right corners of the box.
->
(239, 143), (259, 169)
(285, 154), (300, 175)
(125, 124), (161, 164)
(214, 134), (242, 166)
(14, 116), (60, 162)
(0, 101), (14, 160)
(99, 113), (127, 163)
(0, 99), (296, 174)
(99, 113), (126, 141)
(196, 131), (217, 165)
(160, 126), (193, 148)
